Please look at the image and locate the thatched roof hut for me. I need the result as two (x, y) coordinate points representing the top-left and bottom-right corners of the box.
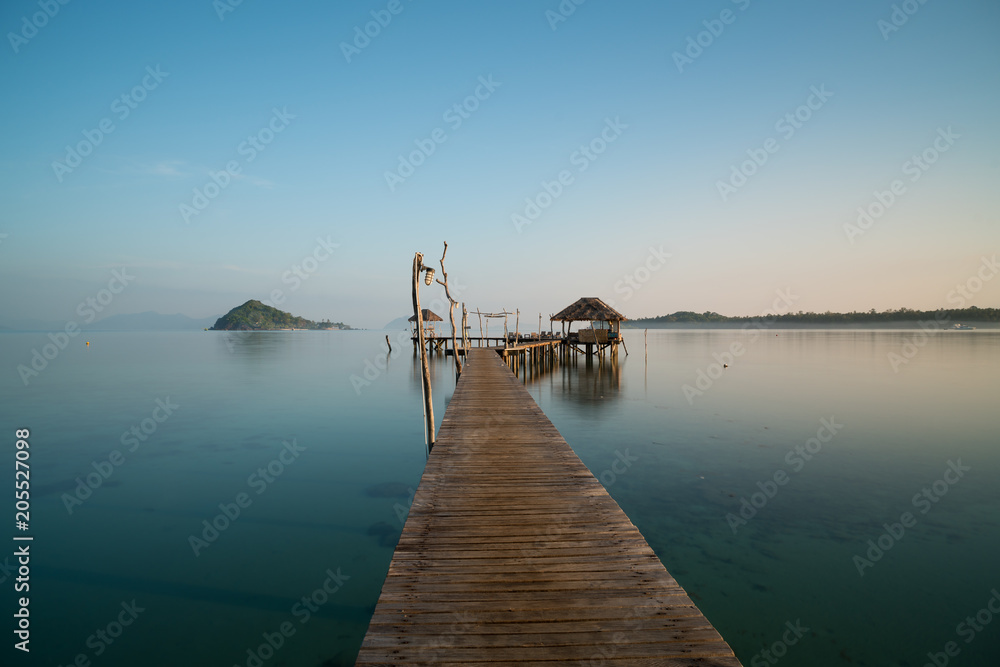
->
(408, 309), (443, 322)
(551, 298), (626, 340)
(409, 309), (443, 337)
(551, 298), (625, 323)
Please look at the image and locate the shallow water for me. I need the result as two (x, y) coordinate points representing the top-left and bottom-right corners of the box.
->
(1, 328), (997, 665)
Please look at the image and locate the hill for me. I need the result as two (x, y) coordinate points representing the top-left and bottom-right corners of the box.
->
(383, 316), (412, 331)
(625, 306), (1000, 328)
(210, 300), (348, 331)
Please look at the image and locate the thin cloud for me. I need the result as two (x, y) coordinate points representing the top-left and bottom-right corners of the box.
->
(146, 160), (189, 177)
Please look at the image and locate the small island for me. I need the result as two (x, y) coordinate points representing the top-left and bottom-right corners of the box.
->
(210, 300), (350, 331)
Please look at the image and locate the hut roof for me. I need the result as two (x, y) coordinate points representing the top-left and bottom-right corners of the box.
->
(408, 309), (443, 322)
(550, 298), (626, 322)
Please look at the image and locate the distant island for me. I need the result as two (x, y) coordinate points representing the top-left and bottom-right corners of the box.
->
(210, 300), (350, 331)
(625, 306), (999, 328)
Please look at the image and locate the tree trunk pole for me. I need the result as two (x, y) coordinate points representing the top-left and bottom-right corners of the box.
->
(435, 241), (462, 376)
(462, 303), (469, 363)
(503, 310), (509, 351)
(412, 252), (435, 447)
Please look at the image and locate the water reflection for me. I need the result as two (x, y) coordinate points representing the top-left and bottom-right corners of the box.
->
(532, 353), (625, 410)
(408, 344), (627, 413)
(407, 347), (459, 399)
(214, 329), (291, 358)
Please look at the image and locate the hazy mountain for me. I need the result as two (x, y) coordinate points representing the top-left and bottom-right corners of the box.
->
(383, 316), (412, 330)
(86, 311), (218, 331)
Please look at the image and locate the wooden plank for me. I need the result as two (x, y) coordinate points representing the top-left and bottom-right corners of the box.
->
(357, 348), (741, 665)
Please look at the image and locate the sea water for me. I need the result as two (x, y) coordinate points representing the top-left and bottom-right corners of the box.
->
(1, 328), (997, 666)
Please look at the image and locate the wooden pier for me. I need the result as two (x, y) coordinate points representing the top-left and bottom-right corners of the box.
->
(412, 335), (560, 355)
(413, 335), (621, 367)
(499, 339), (561, 378)
(357, 348), (741, 665)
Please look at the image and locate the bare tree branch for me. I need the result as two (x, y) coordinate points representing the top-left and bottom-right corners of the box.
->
(435, 241), (462, 375)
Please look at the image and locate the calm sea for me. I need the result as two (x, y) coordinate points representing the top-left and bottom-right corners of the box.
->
(1, 328), (998, 666)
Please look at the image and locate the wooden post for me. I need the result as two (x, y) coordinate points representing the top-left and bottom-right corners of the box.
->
(386, 335), (392, 354)
(435, 241), (462, 376)
(462, 303), (469, 362)
(412, 252), (435, 447)
(503, 310), (509, 351)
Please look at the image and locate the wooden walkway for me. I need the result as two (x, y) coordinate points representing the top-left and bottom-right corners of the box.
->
(500, 339), (562, 353)
(357, 348), (741, 665)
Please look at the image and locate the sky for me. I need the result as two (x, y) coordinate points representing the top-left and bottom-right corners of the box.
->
(1, 0), (998, 329)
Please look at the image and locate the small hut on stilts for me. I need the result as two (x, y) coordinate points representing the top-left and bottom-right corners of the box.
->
(551, 297), (627, 359)
(409, 309), (444, 353)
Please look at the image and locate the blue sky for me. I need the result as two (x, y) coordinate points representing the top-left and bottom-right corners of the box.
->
(2, 0), (998, 328)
